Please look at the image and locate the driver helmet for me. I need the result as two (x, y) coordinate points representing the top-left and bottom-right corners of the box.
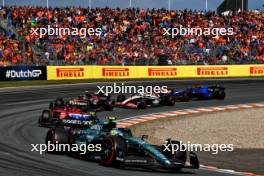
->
(110, 128), (123, 136)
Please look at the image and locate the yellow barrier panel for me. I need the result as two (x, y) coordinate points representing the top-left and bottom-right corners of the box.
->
(47, 66), (89, 80)
(47, 65), (264, 80)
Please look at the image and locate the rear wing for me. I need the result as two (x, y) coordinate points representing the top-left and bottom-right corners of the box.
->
(54, 118), (99, 127)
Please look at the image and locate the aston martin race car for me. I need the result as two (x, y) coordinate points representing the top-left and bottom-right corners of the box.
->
(45, 117), (199, 172)
(38, 98), (98, 127)
(171, 85), (226, 101)
(115, 93), (175, 109)
(68, 91), (114, 111)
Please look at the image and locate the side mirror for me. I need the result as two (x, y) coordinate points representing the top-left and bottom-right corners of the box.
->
(141, 135), (148, 141)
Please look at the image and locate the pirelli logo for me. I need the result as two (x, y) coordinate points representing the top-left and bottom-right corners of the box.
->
(102, 68), (129, 77)
(197, 67), (228, 76)
(148, 68), (177, 77)
(250, 66), (264, 75)
(56, 68), (84, 78)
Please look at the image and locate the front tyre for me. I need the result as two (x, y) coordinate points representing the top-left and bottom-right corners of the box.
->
(38, 110), (51, 126)
(161, 140), (187, 170)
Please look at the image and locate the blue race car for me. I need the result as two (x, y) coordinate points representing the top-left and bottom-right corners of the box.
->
(171, 85), (226, 101)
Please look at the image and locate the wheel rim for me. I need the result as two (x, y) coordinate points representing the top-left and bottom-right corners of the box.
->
(102, 138), (115, 165)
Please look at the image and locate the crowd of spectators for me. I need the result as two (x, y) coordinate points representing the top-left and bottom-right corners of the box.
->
(0, 28), (34, 66)
(0, 6), (264, 65)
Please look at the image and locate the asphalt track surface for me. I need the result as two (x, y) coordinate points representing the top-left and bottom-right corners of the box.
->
(0, 79), (264, 176)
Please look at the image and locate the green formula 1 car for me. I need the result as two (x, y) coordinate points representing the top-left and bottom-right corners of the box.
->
(46, 117), (199, 172)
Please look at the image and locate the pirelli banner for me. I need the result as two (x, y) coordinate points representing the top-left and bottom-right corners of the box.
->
(46, 65), (264, 80)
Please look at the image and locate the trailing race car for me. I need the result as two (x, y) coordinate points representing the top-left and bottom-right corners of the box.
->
(38, 98), (98, 127)
(45, 117), (199, 172)
(68, 91), (114, 111)
(115, 93), (175, 109)
(115, 94), (147, 109)
(171, 85), (226, 101)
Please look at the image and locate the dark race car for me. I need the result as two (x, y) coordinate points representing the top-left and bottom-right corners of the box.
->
(38, 98), (98, 127)
(171, 85), (226, 101)
(115, 93), (175, 109)
(68, 91), (114, 111)
(45, 117), (199, 172)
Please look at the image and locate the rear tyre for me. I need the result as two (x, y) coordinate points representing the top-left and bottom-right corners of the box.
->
(117, 95), (126, 102)
(100, 136), (126, 167)
(103, 101), (114, 111)
(136, 100), (146, 109)
(182, 92), (190, 102)
(217, 91), (226, 100)
(86, 100), (92, 109)
(45, 128), (68, 154)
(166, 96), (176, 106)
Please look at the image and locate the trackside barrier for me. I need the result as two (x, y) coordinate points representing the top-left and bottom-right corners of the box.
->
(46, 65), (264, 80)
(0, 66), (47, 81)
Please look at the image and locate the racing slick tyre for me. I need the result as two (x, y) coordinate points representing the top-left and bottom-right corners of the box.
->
(182, 92), (190, 102)
(189, 152), (199, 169)
(45, 128), (69, 154)
(86, 100), (92, 109)
(38, 110), (51, 127)
(136, 100), (147, 109)
(160, 95), (175, 106)
(216, 91), (226, 100)
(117, 95), (126, 102)
(100, 136), (126, 167)
(103, 101), (114, 111)
(161, 140), (187, 171)
(165, 96), (176, 106)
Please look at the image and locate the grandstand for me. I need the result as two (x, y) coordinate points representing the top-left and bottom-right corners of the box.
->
(0, 3), (263, 66)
